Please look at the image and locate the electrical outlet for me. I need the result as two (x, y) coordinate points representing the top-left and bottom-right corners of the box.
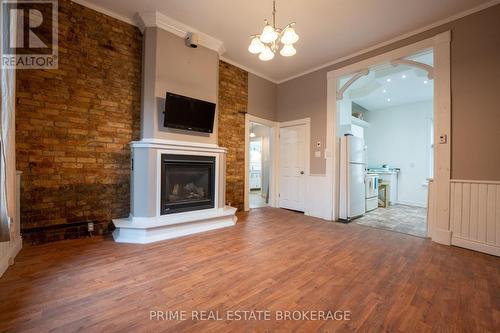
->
(439, 134), (447, 144)
(88, 222), (94, 232)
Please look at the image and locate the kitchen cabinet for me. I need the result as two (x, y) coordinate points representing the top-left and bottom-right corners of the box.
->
(378, 172), (398, 205)
(368, 170), (399, 205)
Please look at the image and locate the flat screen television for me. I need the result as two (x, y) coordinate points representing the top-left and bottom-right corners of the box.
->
(164, 92), (216, 133)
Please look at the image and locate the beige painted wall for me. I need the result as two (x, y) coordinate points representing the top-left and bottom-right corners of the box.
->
(141, 27), (219, 144)
(248, 74), (277, 121)
(276, 4), (500, 179)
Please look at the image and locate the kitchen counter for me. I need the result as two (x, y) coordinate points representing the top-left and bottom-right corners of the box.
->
(367, 168), (400, 175)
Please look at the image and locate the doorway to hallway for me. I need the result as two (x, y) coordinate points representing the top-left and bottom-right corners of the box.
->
(248, 122), (272, 209)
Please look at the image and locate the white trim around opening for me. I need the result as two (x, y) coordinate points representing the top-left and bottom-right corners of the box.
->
(326, 31), (452, 246)
(244, 114), (279, 212)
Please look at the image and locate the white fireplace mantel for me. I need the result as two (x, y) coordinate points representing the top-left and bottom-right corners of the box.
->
(112, 139), (237, 244)
(130, 138), (227, 152)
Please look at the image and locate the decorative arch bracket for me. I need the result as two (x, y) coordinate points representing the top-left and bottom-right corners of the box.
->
(390, 58), (434, 79)
(336, 68), (370, 101)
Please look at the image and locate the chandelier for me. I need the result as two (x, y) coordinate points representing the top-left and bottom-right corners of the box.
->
(248, 0), (299, 61)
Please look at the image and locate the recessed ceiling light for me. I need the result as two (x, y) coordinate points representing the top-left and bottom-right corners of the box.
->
(424, 80), (428, 84)
(401, 74), (407, 79)
(386, 78), (392, 82)
(382, 89), (387, 94)
(387, 98), (391, 102)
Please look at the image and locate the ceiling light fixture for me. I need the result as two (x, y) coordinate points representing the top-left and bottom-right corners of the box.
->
(386, 78), (392, 82)
(248, 0), (299, 61)
(382, 89), (387, 94)
(387, 98), (391, 102)
(423, 80), (428, 84)
(401, 74), (407, 79)
(249, 123), (256, 138)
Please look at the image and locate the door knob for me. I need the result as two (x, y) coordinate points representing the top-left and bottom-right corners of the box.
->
(300, 171), (305, 175)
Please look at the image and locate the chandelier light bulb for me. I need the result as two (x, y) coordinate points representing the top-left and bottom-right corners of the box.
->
(280, 44), (296, 57)
(281, 27), (299, 45)
(248, 37), (265, 54)
(259, 46), (275, 61)
(260, 24), (278, 43)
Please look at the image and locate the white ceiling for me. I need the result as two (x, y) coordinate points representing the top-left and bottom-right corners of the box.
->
(79, 0), (495, 83)
(347, 52), (434, 110)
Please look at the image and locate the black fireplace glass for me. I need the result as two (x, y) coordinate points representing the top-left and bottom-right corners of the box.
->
(161, 154), (215, 215)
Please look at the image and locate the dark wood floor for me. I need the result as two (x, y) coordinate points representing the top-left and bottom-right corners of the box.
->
(0, 208), (499, 332)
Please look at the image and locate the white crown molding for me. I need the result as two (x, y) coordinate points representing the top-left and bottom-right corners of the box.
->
(74, 0), (499, 84)
(219, 56), (278, 84)
(137, 11), (226, 55)
(276, 0), (500, 84)
(72, 0), (137, 26)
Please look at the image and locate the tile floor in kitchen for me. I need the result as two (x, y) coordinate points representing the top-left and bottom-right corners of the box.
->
(355, 204), (427, 237)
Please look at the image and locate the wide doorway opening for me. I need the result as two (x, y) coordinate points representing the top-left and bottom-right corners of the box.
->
(336, 50), (434, 237)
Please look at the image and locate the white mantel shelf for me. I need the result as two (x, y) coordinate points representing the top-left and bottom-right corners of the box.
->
(131, 138), (227, 153)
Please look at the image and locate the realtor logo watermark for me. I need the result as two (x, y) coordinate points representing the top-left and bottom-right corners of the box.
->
(1, 0), (58, 69)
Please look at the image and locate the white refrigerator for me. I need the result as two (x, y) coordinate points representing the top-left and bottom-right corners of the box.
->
(339, 135), (366, 221)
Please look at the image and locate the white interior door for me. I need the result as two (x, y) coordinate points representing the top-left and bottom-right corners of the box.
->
(279, 125), (306, 211)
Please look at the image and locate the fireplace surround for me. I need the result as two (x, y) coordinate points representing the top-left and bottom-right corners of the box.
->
(112, 139), (237, 244)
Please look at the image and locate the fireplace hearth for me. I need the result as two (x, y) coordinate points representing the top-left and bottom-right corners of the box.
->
(161, 154), (215, 215)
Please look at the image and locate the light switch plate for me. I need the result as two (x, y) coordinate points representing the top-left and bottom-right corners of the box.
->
(439, 134), (447, 144)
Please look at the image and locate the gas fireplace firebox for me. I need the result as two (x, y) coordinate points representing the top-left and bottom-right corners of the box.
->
(161, 154), (215, 215)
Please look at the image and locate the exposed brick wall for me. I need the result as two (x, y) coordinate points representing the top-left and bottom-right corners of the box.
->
(218, 61), (248, 211)
(15, 0), (142, 242)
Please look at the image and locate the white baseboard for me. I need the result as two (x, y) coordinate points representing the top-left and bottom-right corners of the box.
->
(0, 236), (22, 278)
(396, 200), (427, 208)
(452, 236), (500, 257)
(431, 227), (452, 245)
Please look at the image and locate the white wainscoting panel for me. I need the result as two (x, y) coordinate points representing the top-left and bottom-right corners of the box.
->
(304, 175), (333, 220)
(450, 180), (500, 256)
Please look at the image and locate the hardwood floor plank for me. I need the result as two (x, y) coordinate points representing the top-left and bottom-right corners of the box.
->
(0, 207), (499, 332)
